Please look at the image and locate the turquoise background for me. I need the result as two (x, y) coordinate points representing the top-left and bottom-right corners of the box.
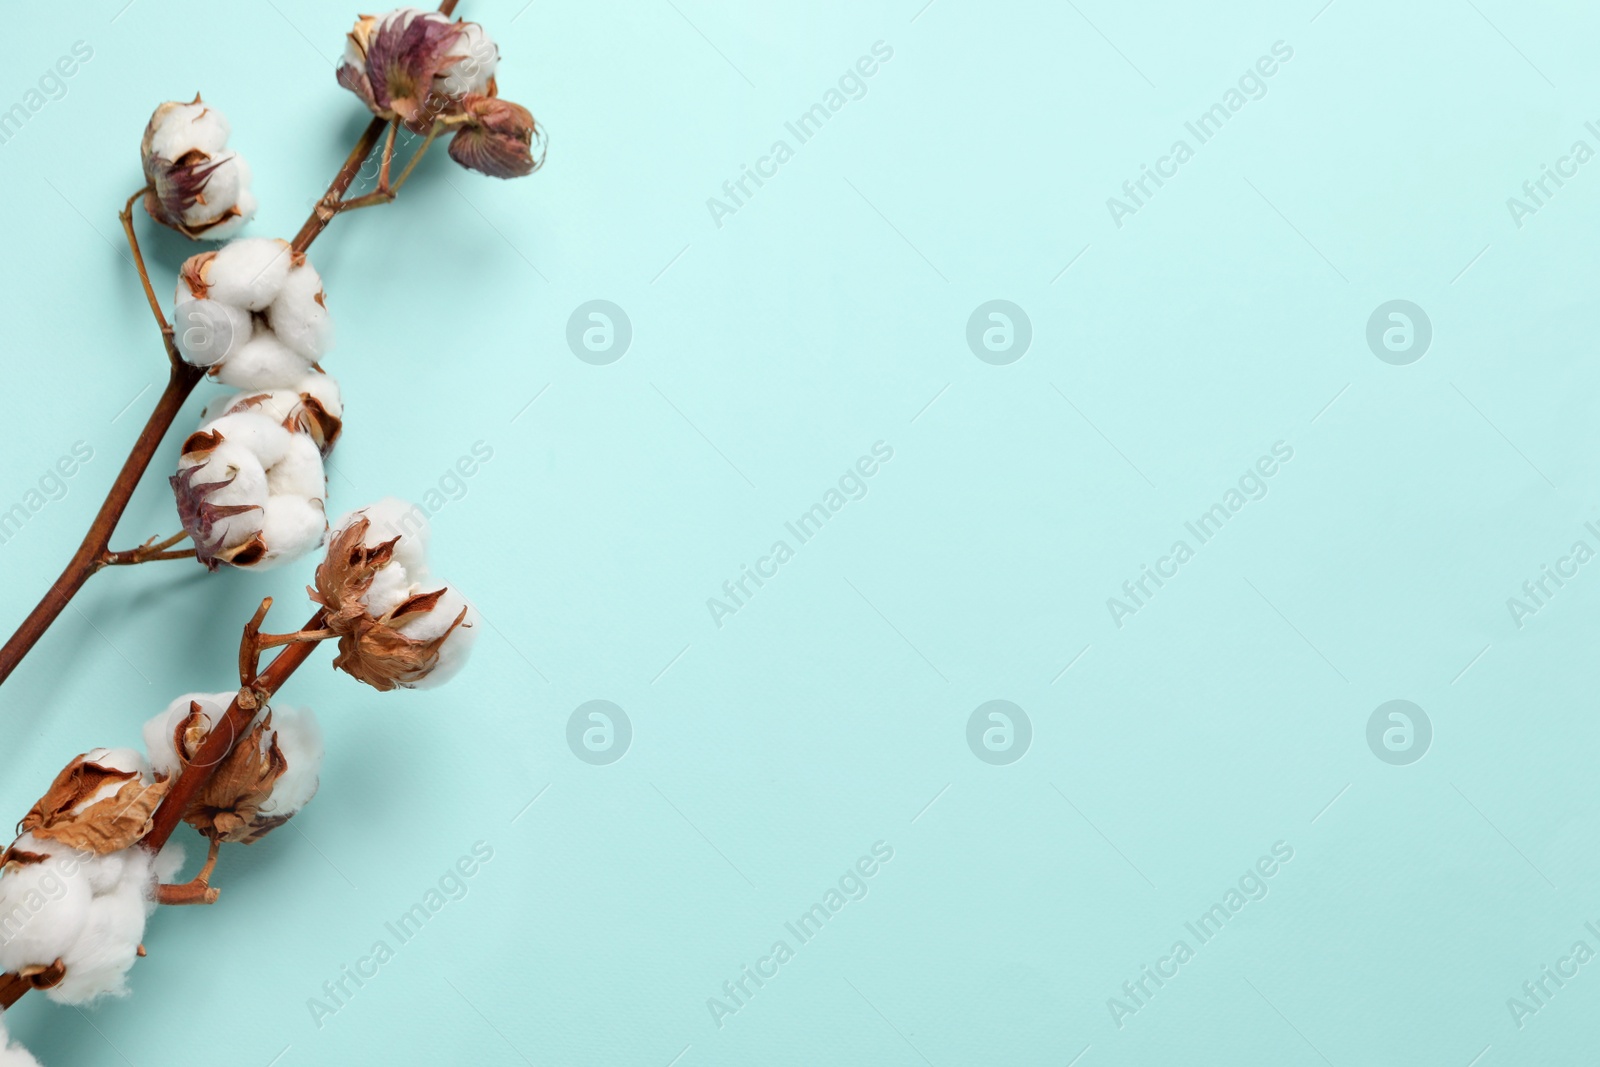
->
(2, 0), (1600, 1063)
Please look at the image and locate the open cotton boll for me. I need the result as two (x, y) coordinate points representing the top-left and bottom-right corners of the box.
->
(0, 1012), (41, 1067)
(142, 99), (256, 240)
(314, 498), (479, 689)
(172, 411), (327, 569)
(267, 259), (333, 361)
(142, 691), (237, 779)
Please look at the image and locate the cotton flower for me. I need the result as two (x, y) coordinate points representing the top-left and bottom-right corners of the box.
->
(0, 1012), (40, 1067)
(338, 8), (498, 130)
(169, 411), (328, 570)
(200, 371), (344, 458)
(140, 96), (256, 239)
(449, 95), (544, 179)
(312, 498), (478, 691)
(336, 8), (543, 180)
(173, 238), (333, 387)
(143, 694), (323, 844)
(0, 751), (182, 1005)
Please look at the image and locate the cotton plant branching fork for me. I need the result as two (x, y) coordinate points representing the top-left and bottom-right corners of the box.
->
(0, 0), (538, 1034)
(0, 0), (479, 689)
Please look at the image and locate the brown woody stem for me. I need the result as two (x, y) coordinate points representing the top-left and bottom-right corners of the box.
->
(290, 118), (388, 254)
(0, 358), (204, 688)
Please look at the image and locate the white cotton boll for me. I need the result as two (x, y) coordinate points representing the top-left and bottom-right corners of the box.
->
(45, 849), (155, 1005)
(142, 691), (236, 779)
(255, 496), (327, 568)
(440, 22), (498, 97)
(203, 238), (293, 310)
(0, 847), (93, 975)
(0, 1012), (41, 1067)
(148, 102), (230, 161)
(267, 261), (333, 361)
(177, 410), (329, 569)
(398, 587), (478, 689)
(171, 297), (250, 369)
(262, 705), (323, 819)
(299, 371), (342, 417)
(213, 331), (313, 391)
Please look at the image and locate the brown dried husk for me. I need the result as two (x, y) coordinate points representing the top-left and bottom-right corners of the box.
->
(178, 707), (291, 844)
(18, 755), (169, 855)
(312, 518), (467, 690)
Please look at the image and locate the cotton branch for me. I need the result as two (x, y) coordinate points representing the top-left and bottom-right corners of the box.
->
(0, 0), (461, 691)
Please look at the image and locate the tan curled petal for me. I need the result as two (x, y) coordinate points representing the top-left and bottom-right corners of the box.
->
(20, 755), (170, 854)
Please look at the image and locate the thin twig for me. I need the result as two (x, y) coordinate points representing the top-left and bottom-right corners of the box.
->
(103, 549), (196, 566)
(118, 186), (173, 342)
(157, 837), (222, 906)
(255, 629), (336, 650)
(339, 120), (447, 212)
(238, 597), (273, 686)
(103, 531), (195, 566)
